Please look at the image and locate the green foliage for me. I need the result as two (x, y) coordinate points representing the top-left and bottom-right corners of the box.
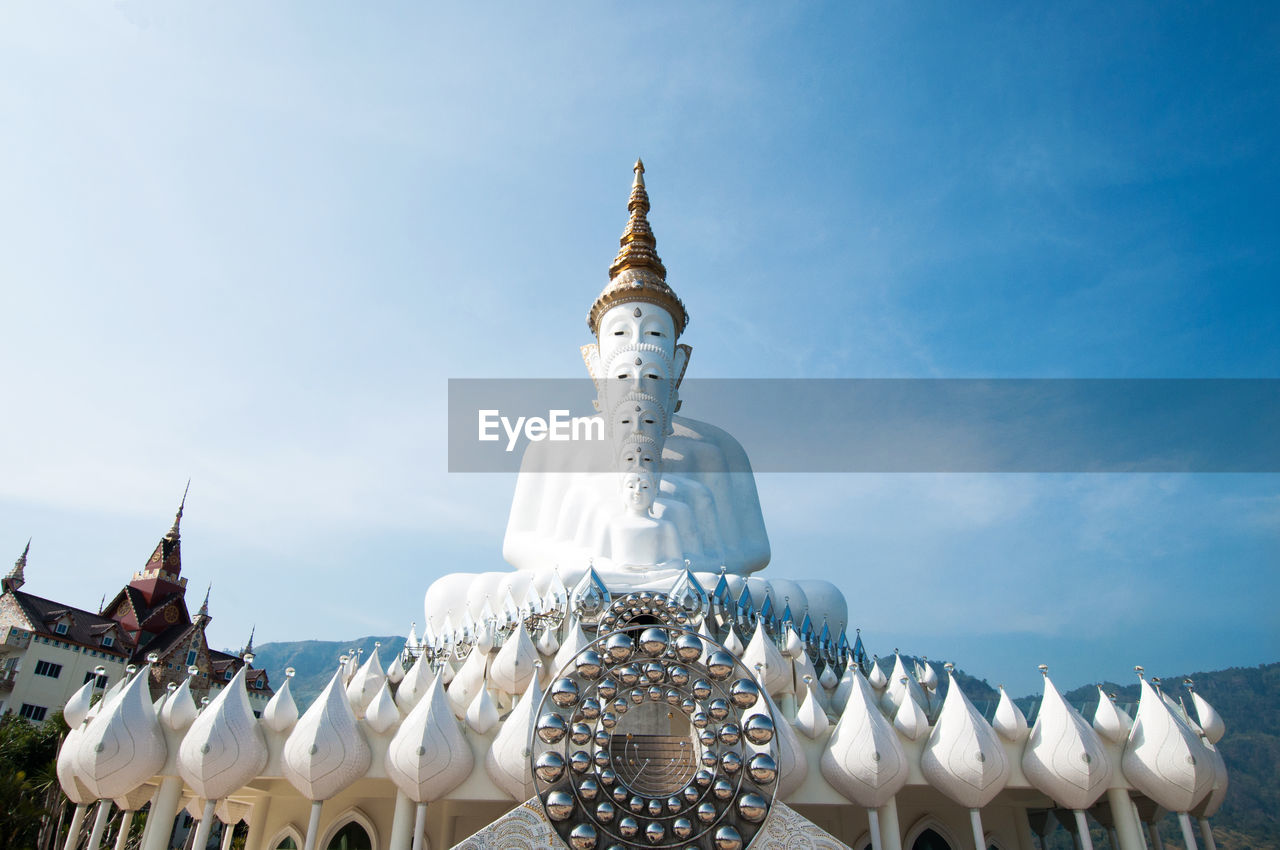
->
(0, 710), (67, 850)
(0, 710), (66, 772)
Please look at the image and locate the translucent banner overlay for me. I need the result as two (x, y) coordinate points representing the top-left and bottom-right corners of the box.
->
(448, 379), (1280, 473)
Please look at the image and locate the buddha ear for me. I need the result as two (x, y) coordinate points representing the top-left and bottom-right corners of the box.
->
(674, 344), (692, 388)
(581, 343), (604, 411)
(670, 344), (692, 416)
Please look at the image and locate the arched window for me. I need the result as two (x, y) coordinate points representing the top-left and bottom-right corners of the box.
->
(912, 829), (954, 850)
(320, 809), (379, 850)
(326, 822), (372, 850)
(904, 817), (963, 850)
(267, 825), (303, 850)
(266, 824), (300, 850)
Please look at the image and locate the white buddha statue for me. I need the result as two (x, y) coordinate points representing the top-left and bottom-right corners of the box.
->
(607, 469), (683, 570)
(501, 159), (769, 583)
(426, 161), (846, 635)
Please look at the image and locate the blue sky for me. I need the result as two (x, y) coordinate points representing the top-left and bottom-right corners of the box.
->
(1, 2), (1276, 695)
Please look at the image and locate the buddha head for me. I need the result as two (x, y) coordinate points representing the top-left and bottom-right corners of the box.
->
(620, 469), (658, 515)
(610, 392), (668, 450)
(582, 161), (692, 496)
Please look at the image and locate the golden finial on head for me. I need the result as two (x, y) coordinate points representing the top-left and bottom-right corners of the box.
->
(588, 159), (689, 337)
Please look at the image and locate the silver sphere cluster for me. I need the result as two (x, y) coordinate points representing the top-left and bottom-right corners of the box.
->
(532, 617), (777, 850)
(596, 590), (696, 633)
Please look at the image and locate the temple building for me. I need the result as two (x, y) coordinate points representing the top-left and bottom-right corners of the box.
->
(51, 164), (1228, 850)
(0, 494), (271, 727)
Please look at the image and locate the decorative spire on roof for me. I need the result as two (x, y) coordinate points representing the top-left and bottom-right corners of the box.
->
(587, 159), (689, 337)
(3, 539), (30, 593)
(166, 480), (190, 541)
(196, 584), (211, 622)
(243, 625), (255, 657)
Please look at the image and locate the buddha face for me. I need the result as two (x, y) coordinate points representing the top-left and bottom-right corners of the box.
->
(604, 350), (673, 410)
(618, 439), (661, 481)
(620, 470), (657, 514)
(611, 394), (666, 448)
(597, 303), (676, 368)
(619, 438), (660, 473)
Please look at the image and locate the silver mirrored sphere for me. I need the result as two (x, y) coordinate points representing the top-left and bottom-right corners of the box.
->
(714, 824), (744, 850)
(737, 792), (768, 823)
(743, 714), (774, 745)
(638, 626), (669, 657)
(551, 677), (580, 708)
(706, 651), (735, 680)
(536, 713), (567, 744)
(729, 677), (760, 709)
(576, 650), (604, 680)
(747, 752), (778, 784)
(545, 790), (575, 821)
(674, 633), (703, 662)
(534, 751), (566, 783)
(567, 822), (597, 850)
(604, 633), (635, 663)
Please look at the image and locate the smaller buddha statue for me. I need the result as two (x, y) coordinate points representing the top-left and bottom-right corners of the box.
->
(607, 469), (684, 571)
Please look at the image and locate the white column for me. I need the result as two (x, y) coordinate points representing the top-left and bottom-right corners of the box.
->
(1146, 822), (1164, 850)
(867, 808), (884, 850)
(1072, 810), (1094, 850)
(221, 820), (238, 850)
(1198, 818), (1217, 850)
(189, 800), (219, 850)
(388, 791), (414, 850)
(412, 803), (429, 850)
(302, 801), (324, 850)
(141, 778), (185, 850)
(87, 801), (114, 850)
(113, 809), (135, 850)
(879, 797), (904, 850)
(1176, 813), (1199, 850)
(1105, 789), (1146, 850)
(63, 804), (89, 850)
(970, 809), (987, 850)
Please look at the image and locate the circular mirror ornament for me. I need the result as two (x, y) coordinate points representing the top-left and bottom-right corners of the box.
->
(533, 622), (778, 850)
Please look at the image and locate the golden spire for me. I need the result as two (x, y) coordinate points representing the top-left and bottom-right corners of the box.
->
(608, 159), (666, 280)
(588, 159), (689, 337)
